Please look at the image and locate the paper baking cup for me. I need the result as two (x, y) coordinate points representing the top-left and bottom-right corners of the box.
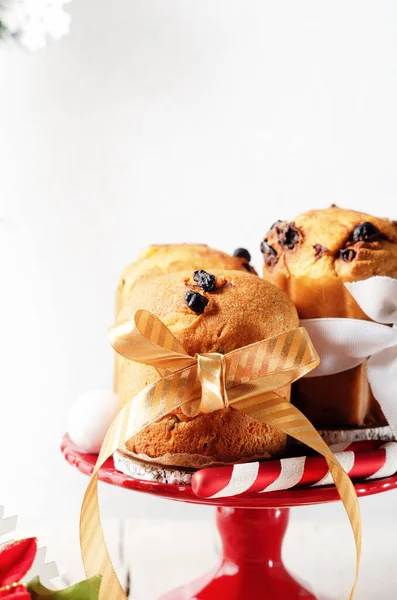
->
(318, 426), (394, 445)
(113, 449), (194, 485)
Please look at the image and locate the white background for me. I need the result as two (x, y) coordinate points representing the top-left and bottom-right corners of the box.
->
(0, 0), (396, 546)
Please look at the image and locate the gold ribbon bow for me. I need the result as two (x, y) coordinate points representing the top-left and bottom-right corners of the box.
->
(80, 310), (362, 599)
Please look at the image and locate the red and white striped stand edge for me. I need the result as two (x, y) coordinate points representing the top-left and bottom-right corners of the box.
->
(192, 441), (397, 499)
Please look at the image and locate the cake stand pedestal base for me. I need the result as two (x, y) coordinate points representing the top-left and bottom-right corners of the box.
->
(160, 507), (316, 600)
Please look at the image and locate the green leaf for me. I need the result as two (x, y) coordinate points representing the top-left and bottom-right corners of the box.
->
(28, 576), (102, 600)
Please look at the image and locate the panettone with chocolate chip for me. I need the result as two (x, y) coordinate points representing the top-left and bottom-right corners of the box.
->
(114, 269), (298, 468)
(116, 244), (256, 318)
(114, 244), (257, 392)
(261, 206), (397, 429)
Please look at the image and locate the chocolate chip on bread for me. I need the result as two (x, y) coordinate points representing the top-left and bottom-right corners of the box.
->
(117, 244), (257, 318)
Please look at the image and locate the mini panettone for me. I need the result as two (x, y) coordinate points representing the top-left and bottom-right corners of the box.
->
(261, 206), (397, 429)
(115, 269), (299, 468)
(116, 244), (256, 318)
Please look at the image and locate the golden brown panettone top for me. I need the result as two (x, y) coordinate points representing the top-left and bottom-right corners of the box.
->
(115, 270), (298, 466)
(117, 269), (298, 372)
(117, 244), (256, 317)
(261, 206), (397, 319)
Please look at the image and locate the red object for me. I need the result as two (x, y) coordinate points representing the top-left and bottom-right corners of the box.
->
(62, 434), (397, 600)
(0, 589), (30, 600)
(192, 441), (394, 499)
(160, 507), (315, 600)
(0, 538), (36, 599)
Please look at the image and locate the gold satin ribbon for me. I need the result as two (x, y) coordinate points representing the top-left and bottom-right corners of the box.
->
(80, 310), (361, 599)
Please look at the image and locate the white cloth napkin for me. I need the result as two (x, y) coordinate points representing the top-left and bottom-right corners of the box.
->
(301, 276), (397, 437)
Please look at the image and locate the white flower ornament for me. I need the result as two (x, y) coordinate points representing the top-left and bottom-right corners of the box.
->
(302, 276), (397, 437)
(0, 0), (71, 51)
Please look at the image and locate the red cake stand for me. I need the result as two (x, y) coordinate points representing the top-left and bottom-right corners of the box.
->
(62, 434), (397, 600)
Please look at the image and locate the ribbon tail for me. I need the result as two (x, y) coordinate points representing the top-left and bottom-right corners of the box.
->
(237, 393), (362, 600)
(80, 473), (125, 599)
(80, 366), (199, 600)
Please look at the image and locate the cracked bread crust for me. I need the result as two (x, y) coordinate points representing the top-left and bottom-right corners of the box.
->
(116, 244), (257, 318)
(261, 206), (397, 428)
(261, 207), (397, 318)
(115, 270), (298, 468)
(114, 244), (257, 393)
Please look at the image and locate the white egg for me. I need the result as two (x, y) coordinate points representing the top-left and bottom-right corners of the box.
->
(68, 390), (120, 453)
